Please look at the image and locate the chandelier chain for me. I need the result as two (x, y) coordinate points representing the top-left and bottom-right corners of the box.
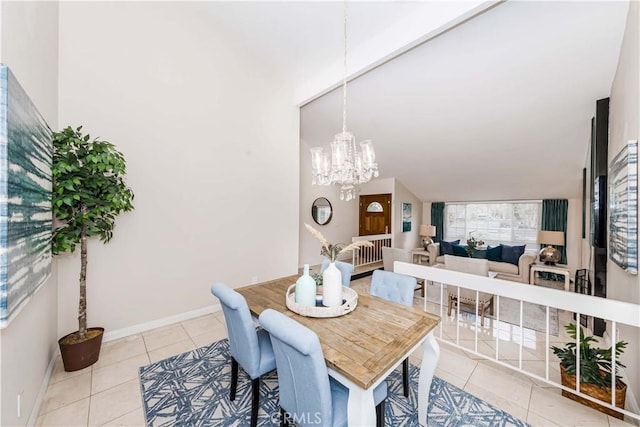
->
(309, 0), (379, 201)
(342, 0), (348, 134)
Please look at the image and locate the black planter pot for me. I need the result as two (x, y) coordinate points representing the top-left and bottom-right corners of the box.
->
(58, 327), (104, 372)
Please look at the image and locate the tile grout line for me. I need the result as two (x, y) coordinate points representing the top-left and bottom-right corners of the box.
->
(141, 332), (151, 355)
(177, 322), (190, 338)
(86, 354), (150, 416)
(525, 382), (537, 426)
(462, 362), (478, 390)
(38, 372), (92, 417)
(88, 378), (145, 426)
(87, 366), (93, 427)
(98, 405), (143, 426)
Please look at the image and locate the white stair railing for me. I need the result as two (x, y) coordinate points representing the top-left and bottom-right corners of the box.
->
(395, 261), (640, 422)
(351, 234), (391, 267)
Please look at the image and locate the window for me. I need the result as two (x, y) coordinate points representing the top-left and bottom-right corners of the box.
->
(367, 202), (383, 212)
(444, 201), (541, 251)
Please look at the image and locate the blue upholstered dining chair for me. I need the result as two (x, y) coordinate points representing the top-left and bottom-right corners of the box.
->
(370, 269), (416, 398)
(259, 309), (387, 427)
(320, 260), (355, 287)
(210, 283), (277, 427)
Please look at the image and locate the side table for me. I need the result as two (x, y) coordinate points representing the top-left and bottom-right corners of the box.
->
(411, 248), (430, 265)
(529, 263), (571, 291)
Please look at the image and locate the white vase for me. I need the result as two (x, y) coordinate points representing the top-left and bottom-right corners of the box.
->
(295, 264), (317, 307)
(322, 261), (343, 307)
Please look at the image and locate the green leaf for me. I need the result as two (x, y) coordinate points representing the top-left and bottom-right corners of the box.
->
(552, 323), (627, 387)
(51, 125), (135, 256)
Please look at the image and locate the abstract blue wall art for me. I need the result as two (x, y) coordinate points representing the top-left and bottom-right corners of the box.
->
(0, 64), (52, 328)
(402, 202), (412, 232)
(609, 140), (638, 275)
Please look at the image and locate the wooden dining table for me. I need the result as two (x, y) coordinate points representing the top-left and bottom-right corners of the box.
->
(237, 275), (441, 426)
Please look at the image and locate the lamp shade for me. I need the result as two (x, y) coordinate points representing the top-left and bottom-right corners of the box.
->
(419, 225), (436, 237)
(537, 230), (564, 246)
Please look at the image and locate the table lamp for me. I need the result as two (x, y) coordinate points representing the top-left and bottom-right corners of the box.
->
(537, 230), (564, 265)
(420, 225), (436, 250)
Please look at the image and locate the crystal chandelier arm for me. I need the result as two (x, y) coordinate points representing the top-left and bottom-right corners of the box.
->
(321, 153), (331, 176)
(310, 147), (324, 171)
(360, 140), (375, 168)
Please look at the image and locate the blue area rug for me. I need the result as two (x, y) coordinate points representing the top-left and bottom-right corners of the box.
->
(139, 339), (528, 426)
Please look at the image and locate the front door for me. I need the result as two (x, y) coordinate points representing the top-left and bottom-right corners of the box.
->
(359, 194), (392, 236)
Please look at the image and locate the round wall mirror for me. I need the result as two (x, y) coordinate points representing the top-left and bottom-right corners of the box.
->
(311, 197), (333, 226)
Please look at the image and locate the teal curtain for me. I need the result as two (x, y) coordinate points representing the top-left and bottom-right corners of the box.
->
(541, 199), (568, 264)
(431, 202), (445, 242)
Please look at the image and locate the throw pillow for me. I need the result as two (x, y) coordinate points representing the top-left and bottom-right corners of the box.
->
(439, 240), (460, 256)
(486, 244), (503, 262)
(502, 244), (526, 266)
(452, 244), (468, 257)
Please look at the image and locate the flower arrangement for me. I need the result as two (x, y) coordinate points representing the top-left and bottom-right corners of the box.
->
(311, 272), (323, 286)
(466, 232), (485, 256)
(305, 223), (374, 262)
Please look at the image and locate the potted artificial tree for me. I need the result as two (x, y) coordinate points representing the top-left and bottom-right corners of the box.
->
(52, 126), (134, 371)
(552, 323), (627, 419)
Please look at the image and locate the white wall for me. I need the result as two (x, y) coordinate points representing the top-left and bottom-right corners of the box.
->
(394, 179), (422, 250)
(359, 177), (394, 197)
(0, 2), (59, 425)
(56, 2), (299, 335)
(607, 0), (639, 407)
(422, 201), (432, 229)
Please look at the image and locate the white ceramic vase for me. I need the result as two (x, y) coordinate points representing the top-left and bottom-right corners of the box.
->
(322, 261), (343, 307)
(295, 264), (317, 307)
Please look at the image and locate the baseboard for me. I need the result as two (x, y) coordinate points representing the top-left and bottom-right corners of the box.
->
(103, 303), (222, 342)
(27, 352), (57, 426)
(603, 330), (640, 424)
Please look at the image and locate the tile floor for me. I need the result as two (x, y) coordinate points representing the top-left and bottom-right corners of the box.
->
(37, 276), (635, 426)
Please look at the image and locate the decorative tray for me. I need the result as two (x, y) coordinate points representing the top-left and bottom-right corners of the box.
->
(285, 284), (358, 318)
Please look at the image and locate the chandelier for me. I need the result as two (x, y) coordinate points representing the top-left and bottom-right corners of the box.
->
(310, 1), (378, 201)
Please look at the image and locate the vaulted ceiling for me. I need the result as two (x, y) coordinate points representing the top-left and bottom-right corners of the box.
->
(203, 1), (631, 202)
(300, 1), (630, 202)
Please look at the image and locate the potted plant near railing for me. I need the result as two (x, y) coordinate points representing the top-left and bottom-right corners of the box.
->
(551, 324), (627, 419)
(52, 126), (134, 371)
